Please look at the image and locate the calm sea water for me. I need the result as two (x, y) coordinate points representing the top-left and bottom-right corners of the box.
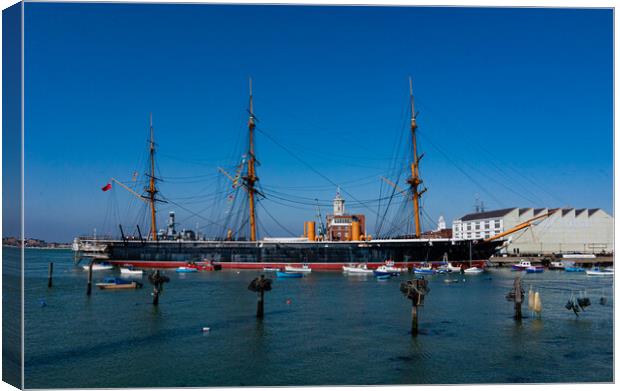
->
(13, 248), (613, 388)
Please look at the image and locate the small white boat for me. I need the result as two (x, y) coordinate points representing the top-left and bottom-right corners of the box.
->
(383, 260), (406, 273)
(82, 262), (114, 271)
(120, 266), (143, 275)
(284, 264), (312, 273)
(548, 261), (565, 270)
(413, 264), (435, 274)
(446, 262), (462, 273)
(375, 265), (400, 276)
(262, 267), (281, 272)
(511, 260), (532, 271)
(585, 268), (614, 276)
(343, 264), (374, 274)
(463, 266), (484, 274)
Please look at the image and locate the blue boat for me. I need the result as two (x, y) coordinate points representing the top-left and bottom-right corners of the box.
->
(413, 267), (435, 275)
(525, 266), (544, 273)
(276, 271), (303, 278)
(565, 267), (585, 272)
(176, 266), (198, 273)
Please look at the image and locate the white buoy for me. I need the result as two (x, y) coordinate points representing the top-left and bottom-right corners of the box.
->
(202, 327), (210, 332)
(528, 286), (534, 310)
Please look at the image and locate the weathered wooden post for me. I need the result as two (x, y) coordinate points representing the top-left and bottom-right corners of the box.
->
(248, 274), (272, 319)
(148, 270), (170, 305)
(514, 277), (523, 320)
(47, 262), (54, 288)
(86, 261), (94, 296)
(400, 277), (430, 336)
(505, 276), (524, 320)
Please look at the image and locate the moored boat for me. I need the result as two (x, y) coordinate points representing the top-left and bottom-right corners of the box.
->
(374, 265), (400, 276)
(525, 266), (544, 273)
(437, 261), (460, 273)
(276, 271), (303, 278)
(262, 267), (280, 272)
(548, 261), (565, 270)
(82, 262), (114, 271)
(96, 277), (142, 289)
(343, 264), (374, 274)
(511, 260), (532, 271)
(284, 264), (312, 273)
(120, 266), (143, 275)
(585, 268), (613, 276)
(463, 266), (484, 274)
(383, 260), (406, 273)
(413, 264), (435, 275)
(176, 266), (198, 273)
(565, 266), (585, 272)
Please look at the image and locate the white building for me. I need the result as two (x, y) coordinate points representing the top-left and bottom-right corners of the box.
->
(452, 207), (613, 255)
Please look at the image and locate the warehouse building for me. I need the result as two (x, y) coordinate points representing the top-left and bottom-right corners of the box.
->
(452, 207), (613, 255)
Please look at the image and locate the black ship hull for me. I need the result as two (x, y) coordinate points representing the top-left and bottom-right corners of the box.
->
(77, 238), (502, 270)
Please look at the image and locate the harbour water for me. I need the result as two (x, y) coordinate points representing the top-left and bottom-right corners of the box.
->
(14, 248), (613, 387)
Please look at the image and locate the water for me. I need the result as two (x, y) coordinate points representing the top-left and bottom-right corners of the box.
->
(14, 248), (613, 387)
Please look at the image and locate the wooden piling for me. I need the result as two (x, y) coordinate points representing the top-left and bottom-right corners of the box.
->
(152, 288), (160, 305)
(248, 274), (272, 319)
(47, 262), (54, 288)
(411, 305), (418, 336)
(400, 278), (429, 337)
(257, 290), (264, 319)
(148, 270), (170, 306)
(506, 277), (524, 322)
(86, 261), (94, 296)
(514, 279), (522, 320)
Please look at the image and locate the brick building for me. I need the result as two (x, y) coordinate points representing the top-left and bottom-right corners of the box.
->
(325, 189), (366, 241)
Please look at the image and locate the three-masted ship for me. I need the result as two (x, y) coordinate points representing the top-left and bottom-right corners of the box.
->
(73, 79), (502, 269)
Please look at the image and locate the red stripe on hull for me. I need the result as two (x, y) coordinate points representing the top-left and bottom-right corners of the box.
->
(108, 260), (487, 270)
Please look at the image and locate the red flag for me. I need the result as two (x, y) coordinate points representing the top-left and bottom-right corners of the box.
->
(101, 183), (112, 192)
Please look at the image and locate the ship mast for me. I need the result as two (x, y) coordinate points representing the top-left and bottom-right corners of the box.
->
(245, 78), (259, 241)
(146, 113), (158, 240)
(406, 77), (426, 238)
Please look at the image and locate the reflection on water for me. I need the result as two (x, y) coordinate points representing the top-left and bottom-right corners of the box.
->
(16, 248), (613, 388)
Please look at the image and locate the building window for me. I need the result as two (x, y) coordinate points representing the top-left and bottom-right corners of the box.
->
(485, 222), (490, 229)
(495, 221), (500, 229)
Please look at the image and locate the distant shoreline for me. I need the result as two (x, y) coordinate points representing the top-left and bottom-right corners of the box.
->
(2, 245), (71, 250)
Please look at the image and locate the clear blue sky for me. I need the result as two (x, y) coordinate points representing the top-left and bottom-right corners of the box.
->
(17, 3), (612, 242)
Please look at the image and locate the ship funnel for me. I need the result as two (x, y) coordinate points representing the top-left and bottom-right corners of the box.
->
(307, 221), (316, 242)
(351, 221), (361, 241)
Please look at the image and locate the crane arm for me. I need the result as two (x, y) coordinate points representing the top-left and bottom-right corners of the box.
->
(110, 178), (148, 203)
(484, 212), (552, 242)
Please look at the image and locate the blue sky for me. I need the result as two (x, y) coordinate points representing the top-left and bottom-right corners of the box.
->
(18, 3), (612, 242)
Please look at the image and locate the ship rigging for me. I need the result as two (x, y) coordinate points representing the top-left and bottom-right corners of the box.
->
(75, 79), (507, 268)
